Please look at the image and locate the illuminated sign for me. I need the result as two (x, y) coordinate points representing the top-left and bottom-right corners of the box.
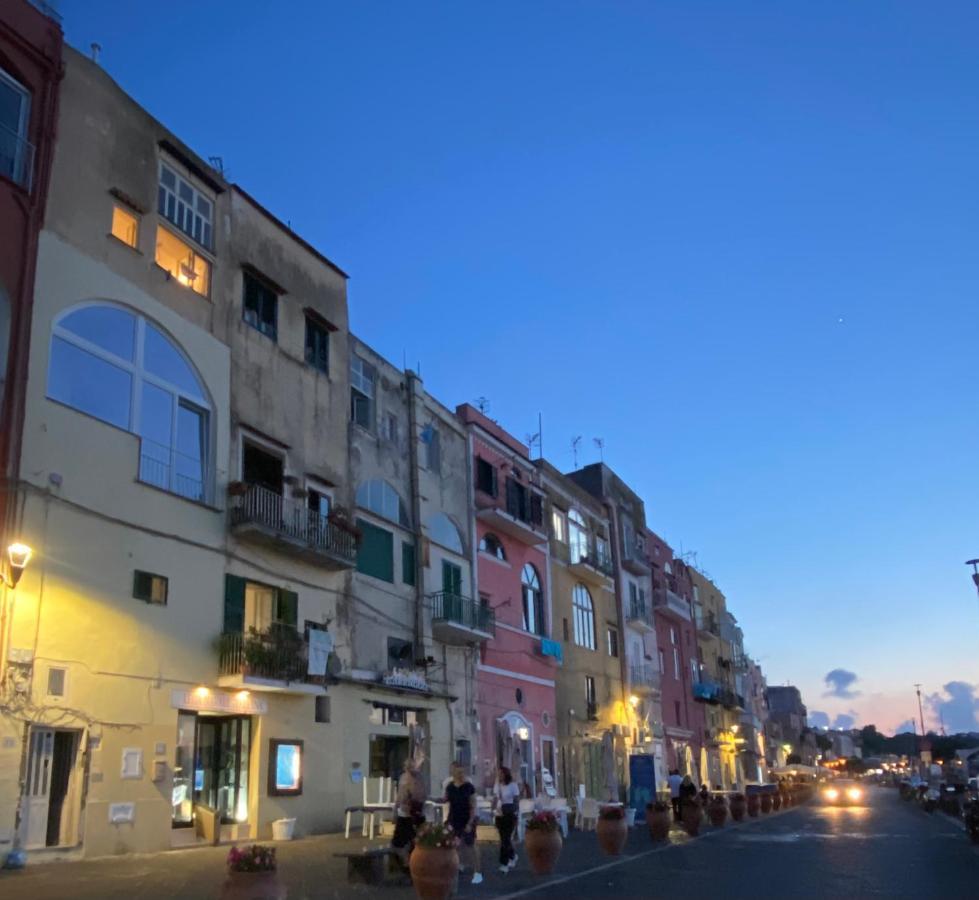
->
(170, 688), (268, 716)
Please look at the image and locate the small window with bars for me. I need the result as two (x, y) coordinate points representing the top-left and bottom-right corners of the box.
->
(133, 570), (168, 605)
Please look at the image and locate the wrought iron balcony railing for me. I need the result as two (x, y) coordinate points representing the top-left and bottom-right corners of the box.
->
(429, 591), (496, 635)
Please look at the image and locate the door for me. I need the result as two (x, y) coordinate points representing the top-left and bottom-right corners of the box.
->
(46, 732), (75, 847)
(442, 560), (463, 620)
(582, 741), (603, 800)
(23, 729), (54, 848)
(629, 753), (656, 811)
(192, 716), (251, 824)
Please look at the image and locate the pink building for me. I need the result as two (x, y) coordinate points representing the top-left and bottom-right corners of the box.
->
(456, 404), (558, 795)
(647, 529), (706, 781)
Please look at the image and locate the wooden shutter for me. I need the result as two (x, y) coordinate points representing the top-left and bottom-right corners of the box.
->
(277, 589), (298, 627)
(356, 518), (394, 583)
(530, 492), (543, 527)
(223, 574), (246, 633)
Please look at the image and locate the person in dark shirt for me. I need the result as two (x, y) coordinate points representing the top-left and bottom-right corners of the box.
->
(445, 763), (482, 885)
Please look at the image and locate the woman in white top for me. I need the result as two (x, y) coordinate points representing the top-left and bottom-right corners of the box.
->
(493, 766), (521, 874)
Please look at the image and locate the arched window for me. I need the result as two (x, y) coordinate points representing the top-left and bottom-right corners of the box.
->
(568, 508), (588, 564)
(356, 479), (410, 526)
(521, 564), (544, 636)
(572, 584), (596, 650)
(478, 533), (506, 561)
(47, 303), (210, 501)
(427, 513), (463, 554)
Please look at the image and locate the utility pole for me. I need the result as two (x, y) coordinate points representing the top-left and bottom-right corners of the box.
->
(914, 684), (926, 738)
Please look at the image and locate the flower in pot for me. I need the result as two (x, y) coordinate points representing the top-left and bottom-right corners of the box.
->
(645, 800), (671, 841)
(680, 798), (702, 836)
(596, 805), (628, 856)
(708, 795), (728, 827)
(524, 810), (563, 875)
(729, 792), (747, 822)
(409, 823), (460, 900)
(221, 845), (285, 900)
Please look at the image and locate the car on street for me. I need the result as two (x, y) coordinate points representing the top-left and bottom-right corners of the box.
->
(822, 778), (864, 806)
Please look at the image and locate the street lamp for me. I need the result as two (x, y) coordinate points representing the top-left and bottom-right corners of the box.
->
(4, 543), (32, 588)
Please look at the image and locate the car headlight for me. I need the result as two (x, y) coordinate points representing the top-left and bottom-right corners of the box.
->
(825, 788), (839, 800)
(846, 788), (861, 801)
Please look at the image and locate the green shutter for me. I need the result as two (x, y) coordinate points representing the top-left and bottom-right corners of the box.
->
(356, 518), (394, 583)
(442, 560), (462, 595)
(224, 574), (246, 633)
(277, 589), (298, 628)
(402, 541), (416, 586)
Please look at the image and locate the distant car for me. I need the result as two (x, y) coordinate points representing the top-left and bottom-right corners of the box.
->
(822, 779), (864, 806)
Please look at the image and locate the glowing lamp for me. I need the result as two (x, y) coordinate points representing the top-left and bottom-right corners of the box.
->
(628, 695), (640, 707)
(6, 542), (32, 587)
(516, 726), (530, 741)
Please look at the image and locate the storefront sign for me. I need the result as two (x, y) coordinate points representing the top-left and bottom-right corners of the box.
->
(171, 688), (268, 716)
(382, 668), (430, 692)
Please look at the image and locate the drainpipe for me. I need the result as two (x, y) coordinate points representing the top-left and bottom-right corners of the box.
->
(465, 428), (480, 766)
(605, 501), (630, 728)
(405, 372), (425, 658)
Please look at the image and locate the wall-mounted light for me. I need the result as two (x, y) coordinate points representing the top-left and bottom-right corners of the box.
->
(516, 726), (530, 741)
(5, 543), (32, 588)
(628, 695), (640, 707)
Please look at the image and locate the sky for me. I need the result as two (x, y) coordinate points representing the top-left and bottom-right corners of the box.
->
(60, 1), (979, 735)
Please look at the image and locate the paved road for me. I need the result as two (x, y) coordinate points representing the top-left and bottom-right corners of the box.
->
(2, 788), (975, 898)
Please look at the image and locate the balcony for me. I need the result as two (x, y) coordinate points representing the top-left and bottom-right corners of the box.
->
(476, 482), (547, 545)
(626, 599), (655, 633)
(230, 483), (358, 569)
(692, 679), (722, 703)
(620, 545), (650, 576)
(216, 629), (324, 695)
(429, 591), (496, 645)
(568, 547), (614, 584)
(629, 663), (660, 694)
(652, 588), (691, 621)
(695, 610), (720, 640)
(0, 122), (35, 191)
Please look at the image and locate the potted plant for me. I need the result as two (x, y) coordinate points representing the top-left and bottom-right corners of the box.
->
(221, 845), (284, 900)
(708, 795), (728, 827)
(779, 785), (791, 808)
(596, 805), (628, 855)
(729, 792), (746, 821)
(760, 791), (773, 814)
(772, 789), (782, 811)
(746, 791), (760, 817)
(645, 800), (671, 841)
(409, 823), (460, 900)
(524, 810), (562, 875)
(680, 798), (702, 836)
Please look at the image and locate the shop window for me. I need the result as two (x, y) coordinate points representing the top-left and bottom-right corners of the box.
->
(268, 739), (303, 796)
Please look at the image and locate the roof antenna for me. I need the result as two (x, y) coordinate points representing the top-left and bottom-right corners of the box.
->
(475, 397), (489, 414)
(90, 42), (102, 64)
(593, 437), (604, 462)
(571, 435), (582, 468)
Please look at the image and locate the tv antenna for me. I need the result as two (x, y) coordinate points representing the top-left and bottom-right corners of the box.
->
(525, 431), (541, 459)
(593, 437), (604, 462)
(475, 397), (489, 414)
(571, 436), (582, 468)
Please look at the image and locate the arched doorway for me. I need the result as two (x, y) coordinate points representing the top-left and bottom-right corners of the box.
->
(499, 711), (535, 795)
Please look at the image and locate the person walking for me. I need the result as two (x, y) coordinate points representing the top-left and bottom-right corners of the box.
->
(668, 769), (683, 821)
(391, 759), (426, 869)
(699, 783), (710, 806)
(493, 767), (520, 874)
(445, 763), (482, 885)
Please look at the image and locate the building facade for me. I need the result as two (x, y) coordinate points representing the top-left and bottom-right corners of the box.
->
(766, 685), (816, 765)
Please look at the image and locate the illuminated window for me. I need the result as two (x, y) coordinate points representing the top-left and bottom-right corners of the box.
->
(155, 226), (210, 297)
(111, 205), (139, 248)
(551, 509), (566, 543)
(572, 583), (596, 650)
(268, 739), (303, 796)
(568, 509), (588, 563)
(158, 162), (213, 249)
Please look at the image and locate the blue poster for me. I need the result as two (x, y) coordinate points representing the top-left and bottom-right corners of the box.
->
(629, 754), (656, 811)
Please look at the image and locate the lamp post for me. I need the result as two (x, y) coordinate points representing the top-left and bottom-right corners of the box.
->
(964, 559), (979, 610)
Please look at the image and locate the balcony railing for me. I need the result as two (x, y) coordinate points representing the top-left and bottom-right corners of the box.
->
(630, 663), (659, 690)
(627, 599), (654, 629)
(0, 122), (35, 191)
(139, 438), (207, 503)
(429, 591), (496, 636)
(695, 610), (720, 637)
(217, 628), (311, 685)
(692, 679), (722, 703)
(230, 483), (358, 566)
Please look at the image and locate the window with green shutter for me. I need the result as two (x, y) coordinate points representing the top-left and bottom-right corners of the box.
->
(402, 541), (416, 586)
(356, 518), (394, 583)
(224, 574), (246, 633)
(275, 589), (298, 627)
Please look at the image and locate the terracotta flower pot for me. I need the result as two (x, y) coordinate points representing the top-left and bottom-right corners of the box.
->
(596, 817), (628, 855)
(729, 794), (746, 821)
(525, 828), (563, 875)
(681, 801), (702, 836)
(747, 793), (760, 817)
(760, 792), (773, 814)
(409, 845), (460, 900)
(708, 798), (728, 827)
(772, 791), (782, 811)
(780, 789), (791, 808)
(220, 871), (286, 900)
(645, 806), (671, 841)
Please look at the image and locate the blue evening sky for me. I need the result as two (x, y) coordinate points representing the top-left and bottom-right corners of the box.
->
(62, 1), (979, 733)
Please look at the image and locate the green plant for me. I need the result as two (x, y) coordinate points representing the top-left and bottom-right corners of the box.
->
(414, 822), (460, 849)
(525, 810), (560, 832)
(227, 844), (276, 873)
(599, 805), (625, 820)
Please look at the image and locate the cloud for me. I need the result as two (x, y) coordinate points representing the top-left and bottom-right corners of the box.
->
(832, 713), (857, 730)
(823, 669), (861, 699)
(926, 681), (979, 733)
(809, 710), (830, 728)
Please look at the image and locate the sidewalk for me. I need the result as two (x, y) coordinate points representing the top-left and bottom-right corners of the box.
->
(0, 809), (790, 899)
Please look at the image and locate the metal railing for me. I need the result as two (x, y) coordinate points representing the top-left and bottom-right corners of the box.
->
(695, 610), (720, 636)
(627, 599), (654, 627)
(230, 483), (357, 563)
(630, 663), (658, 689)
(139, 438), (207, 503)
(572, 545), (614, 576)
(692, 679), (722, 702)
(429, 591), (496, 635)
(0, 122), (35, 191)
(217, 629), (309, 683)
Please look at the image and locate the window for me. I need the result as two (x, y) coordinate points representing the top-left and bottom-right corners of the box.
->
(0, 68), (31, 188)
(475, 457), (497, 496)
(442, 560), (462, 596)
(658, 648), (665, 674)
(423, 425), (441, 473)
(674, 700), (682, 726)
(306, 484), (331, 519)
(568, 509), (588, 564)
(242, 440), (284, 494)
(521, 564), (545, 636)
(427, 513), (463, 553)
(356, 518), (394, 582)
(673, 647), (681, 680)
(47, 667), (67, 698)
(314, 696), (331, 723)
(304, 315), (330, 375)
(133, 570), (168, 605)
(356, 479), (409, 526)
(350, 355), (375, 429)
(111, 205), (139, 248)
(595, 536), (610, 567)
(551, 509), (566, 543)
(382, 413), (399, 444)
(607, 626), (619, 658)
(670, 627), (677, 645)
(155, 227), (210, 296)
(242, 271), (277, 340)
(572, 584), (596, 650)
(47, 304), (210, 502)
(387, 637), (414, 670)
(158, 161), (213, 249)
(267, 739), (303, 796)
(691, 659), (700, 685)
(402, 541), (416, 585)
(222, 575), (297, 634)
(478, 533), (506, 561)
(585, 676), (597, 714)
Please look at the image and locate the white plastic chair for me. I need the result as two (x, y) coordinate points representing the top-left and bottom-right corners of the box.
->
(578, 798), (599, 831)
(544, 796), (570, 837)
